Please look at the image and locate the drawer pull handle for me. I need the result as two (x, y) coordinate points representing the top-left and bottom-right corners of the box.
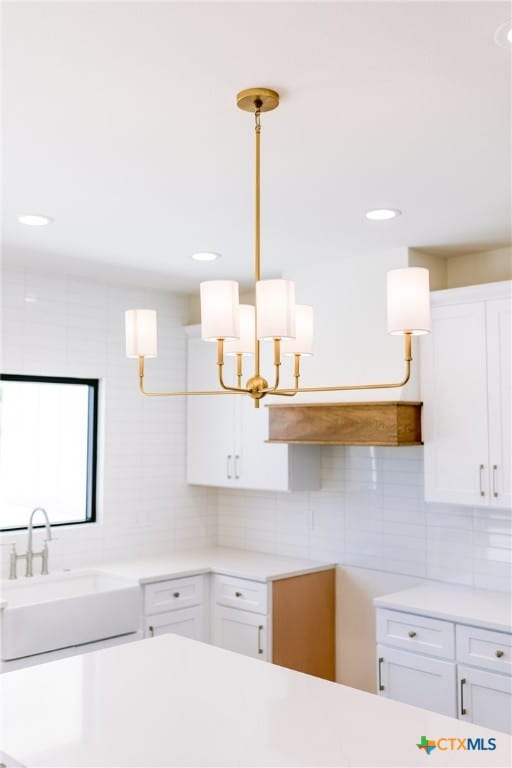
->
(173, 592), (180, 598)
(495, 650), (504, 658)
(258, 624), (264, 655)
(235, 591), (243, 598)
(378, 657), (384, 691)
(149, 625), (154, 638)
(460, 677), (467, 716)
(408, 630), (417, 638)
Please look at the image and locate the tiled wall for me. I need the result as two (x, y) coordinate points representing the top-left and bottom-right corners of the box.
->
(0, 267), (215, 575)
(217, 446), (512, 592)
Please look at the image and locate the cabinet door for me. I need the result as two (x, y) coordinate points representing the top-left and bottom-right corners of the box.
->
(458, 665), (512, 734)
(422, 302), (490, 505)
(144, 606), (205, 642)
(211, 606), (268, 661)
(377, 645), (457, 717)
(187, 334), (237, 487)
(487, 299), (511, 508)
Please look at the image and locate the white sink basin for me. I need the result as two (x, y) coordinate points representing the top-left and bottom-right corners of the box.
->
(0, 570), (140, 660)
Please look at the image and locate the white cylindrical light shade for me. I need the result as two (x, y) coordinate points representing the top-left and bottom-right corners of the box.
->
(200, 280), (240, 341)
(281, 305), (314, 356)
(387, 267), (430, 335)
(256, 279), (296, 340)
(125, 309), (158, 358)
(225, 305), (255, 356)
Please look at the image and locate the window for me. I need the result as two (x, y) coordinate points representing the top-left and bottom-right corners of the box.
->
(0, 375), (98, 531)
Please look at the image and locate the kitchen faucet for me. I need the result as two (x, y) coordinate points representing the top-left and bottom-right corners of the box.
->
(8, 507), (53, 579)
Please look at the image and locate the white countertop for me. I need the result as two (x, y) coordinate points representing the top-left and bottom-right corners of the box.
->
(374, 583), (512, 633)
(97, 546), (336, 584)
(1, 633), (510, 768)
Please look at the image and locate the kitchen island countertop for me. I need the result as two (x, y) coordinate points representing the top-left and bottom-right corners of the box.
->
(1, 633), (510, 767)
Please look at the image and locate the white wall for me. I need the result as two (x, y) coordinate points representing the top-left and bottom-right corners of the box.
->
(0, 266), (216, 576)
(447, 246), (512, 287)
(409, 246), (512, 290)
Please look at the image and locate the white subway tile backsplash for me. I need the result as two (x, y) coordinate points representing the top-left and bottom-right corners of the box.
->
(216, 445), (512, 592)
(0, 266), (216, 575)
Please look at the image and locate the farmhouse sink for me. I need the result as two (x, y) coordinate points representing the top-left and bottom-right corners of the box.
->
(0, 569), (140, 660)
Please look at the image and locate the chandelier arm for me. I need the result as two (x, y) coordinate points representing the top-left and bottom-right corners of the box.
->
(216, 339), (249, 393)
(264, 339), (282, 392)
(270, 360), (411, 396)
(217, 364), (250, 394)
(270, 334), (413, 395)
(137, 357), (239, 397)
(236, 353), (243, 388)
(294, 353), (301, 390)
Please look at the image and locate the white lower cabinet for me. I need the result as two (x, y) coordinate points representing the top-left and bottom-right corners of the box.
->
(212, 606), (268, 661)
(458, 665), (512, 733)
(377, 645), (456, 717)
(140, 568), (335, 679)
(376, 607), (512, 733)
(210, 574), (269, 661)
(143, 575), (207, 643)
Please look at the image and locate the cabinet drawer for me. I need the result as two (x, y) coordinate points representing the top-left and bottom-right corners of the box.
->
(212, 574), (268, 615)
(376, 608), (455, 660)
(456, 625), (512, 675)
(144, 575), (203, 615)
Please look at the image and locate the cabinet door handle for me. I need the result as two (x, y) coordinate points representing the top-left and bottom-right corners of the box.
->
(479, 464), (485, 497)
(234, 454), (240, 480)
(408, 630), (417, 638)
(227, 454), (232, 479)
(460, 677), (467, 715)
(149, 625), (154, 638)
(495, 650), (504, 658)
(492, 465), (498, 497)
(258, 625), (264, 655)
(378, 657), (384, 691)
(235, 591), (243, 598)
(173, 592), (180, 598)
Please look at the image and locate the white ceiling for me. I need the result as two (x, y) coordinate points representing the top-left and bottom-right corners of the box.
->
(2, 1), (511, 291)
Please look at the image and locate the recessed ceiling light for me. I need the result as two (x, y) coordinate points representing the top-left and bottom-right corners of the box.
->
(192, 252), (221, 261)
(18, 214), (53, 226)
(494, 20), (512, 48)
(365, 208), (402, 221)
(24, 296), (38, 303)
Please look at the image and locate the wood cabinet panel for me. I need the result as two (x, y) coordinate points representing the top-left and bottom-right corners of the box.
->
(272, 569), (335, 681)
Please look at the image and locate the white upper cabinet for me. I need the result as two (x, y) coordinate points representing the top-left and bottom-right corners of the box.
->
(186, 327), (320, 491)
(421, 282), (511, 508)
(486, 298), (511, 507)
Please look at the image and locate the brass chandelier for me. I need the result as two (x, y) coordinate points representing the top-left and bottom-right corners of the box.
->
(125, 87), (431, 407)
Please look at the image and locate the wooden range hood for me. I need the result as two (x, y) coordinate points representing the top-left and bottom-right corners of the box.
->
(266, 401), (422, 446)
